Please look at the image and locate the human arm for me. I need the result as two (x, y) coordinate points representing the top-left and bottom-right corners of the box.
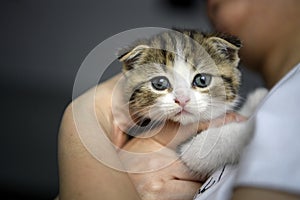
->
(57, 73), (246, 200)
(232, 187), (300, 200)
(58, 74), (202, 200)
(58, 108), (140, 199)
(58, 75), (141, 199)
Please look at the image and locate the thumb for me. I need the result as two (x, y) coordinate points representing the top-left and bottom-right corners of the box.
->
(111, 122), (129, 148)
(160, 180), (201, 200)
(197, 112), (247, 132)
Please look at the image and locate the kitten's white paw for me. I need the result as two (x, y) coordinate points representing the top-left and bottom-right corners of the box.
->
(240, 87), (268, 116)
(178, 127), (233, 178)
(248, 87), (268, 105)
(178, 120), (253, 178)
(178, 133), (215, 179)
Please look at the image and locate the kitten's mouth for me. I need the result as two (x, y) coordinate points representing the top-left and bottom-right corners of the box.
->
(175, 109), (191, 116)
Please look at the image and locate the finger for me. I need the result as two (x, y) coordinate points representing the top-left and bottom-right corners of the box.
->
(160, 180), (201, 200)
(232, 113), (247, 122)
(140, 179), (201, 200)
(112, 124), (129, 148)
(223, 112), (247, 124)
(197, 121), (210, 132)
(169, 161), (202, 182)
(198, 112), (247, 132)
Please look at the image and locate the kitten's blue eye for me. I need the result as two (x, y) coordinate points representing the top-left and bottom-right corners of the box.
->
(193, 73), (212, 88)
(151, 76), (170, 91)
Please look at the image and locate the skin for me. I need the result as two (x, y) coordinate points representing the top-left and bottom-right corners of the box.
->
(207, 0), (300, 88)
(58, 75), (141, 200)
(57, 74), (244, 200)
(207, 0), (300, 199)
(58, 0), (300, 199)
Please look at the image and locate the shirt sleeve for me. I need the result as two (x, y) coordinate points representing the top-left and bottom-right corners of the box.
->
(235, 65), (300, 194)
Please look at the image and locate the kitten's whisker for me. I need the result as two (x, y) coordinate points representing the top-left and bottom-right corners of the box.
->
(147, 119), (163, 133)
(120, 99), (139, 108)
(129, 105), (156, 117)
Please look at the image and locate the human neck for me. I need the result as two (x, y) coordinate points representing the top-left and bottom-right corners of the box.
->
(260, 32), (300, 89)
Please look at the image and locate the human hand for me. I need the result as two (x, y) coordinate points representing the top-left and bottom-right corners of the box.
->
(120, 138), (201, 200)
(118, 112), (246, 200)
(58, 73), (246, 200)
(72, 72), (246, 150)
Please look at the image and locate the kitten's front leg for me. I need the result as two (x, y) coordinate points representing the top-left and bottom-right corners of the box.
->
(178, 119), (254, 178)
(178, 88), (268, 177)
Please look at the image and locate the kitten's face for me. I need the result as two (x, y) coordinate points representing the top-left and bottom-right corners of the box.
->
(119, 30), (241, 125)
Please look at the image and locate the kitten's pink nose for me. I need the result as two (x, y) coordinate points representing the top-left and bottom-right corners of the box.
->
(174, 96), (190, 107)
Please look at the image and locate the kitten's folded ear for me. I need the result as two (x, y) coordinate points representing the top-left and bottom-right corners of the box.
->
(206, 34), (242, 65)
(118, 45), (149, 71)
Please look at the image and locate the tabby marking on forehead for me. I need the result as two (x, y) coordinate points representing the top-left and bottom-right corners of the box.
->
(172, 56), (192, 88)
(119, 29), (242, 125)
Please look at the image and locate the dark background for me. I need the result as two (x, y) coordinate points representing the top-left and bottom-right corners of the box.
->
(0, 0), (263, 199)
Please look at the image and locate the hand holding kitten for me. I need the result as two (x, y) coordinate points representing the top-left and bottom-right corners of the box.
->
(90, 72), (247, 199)
(58, 70), (247, 200)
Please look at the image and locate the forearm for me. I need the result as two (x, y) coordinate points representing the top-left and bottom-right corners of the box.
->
(58, 105), (140, 200)
(232, 187), (300, 200)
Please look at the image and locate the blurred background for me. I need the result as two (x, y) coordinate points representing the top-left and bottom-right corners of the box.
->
(0, 0), (263, 199)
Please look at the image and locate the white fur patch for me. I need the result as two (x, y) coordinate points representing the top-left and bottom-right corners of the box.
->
(178, 88), (268, 178)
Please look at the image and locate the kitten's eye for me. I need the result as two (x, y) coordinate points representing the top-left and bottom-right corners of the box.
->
(193, 73), (212, 88)
(151, 76), (170, 91)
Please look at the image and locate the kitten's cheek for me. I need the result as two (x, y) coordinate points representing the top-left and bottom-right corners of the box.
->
(128, 107), (139, 124)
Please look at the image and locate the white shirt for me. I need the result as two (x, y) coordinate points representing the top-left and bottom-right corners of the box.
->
(194, 63), (300, 200)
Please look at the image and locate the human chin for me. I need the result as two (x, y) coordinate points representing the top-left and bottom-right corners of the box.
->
(207, 0), (248, 34)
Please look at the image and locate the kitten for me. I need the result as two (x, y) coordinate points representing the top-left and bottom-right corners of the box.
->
(118, 29), (267, 179)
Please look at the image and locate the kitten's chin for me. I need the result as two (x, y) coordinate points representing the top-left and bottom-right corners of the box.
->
(171, 114), (199, 125)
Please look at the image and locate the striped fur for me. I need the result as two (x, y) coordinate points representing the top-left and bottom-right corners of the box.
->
(119, 29), (242, 126)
